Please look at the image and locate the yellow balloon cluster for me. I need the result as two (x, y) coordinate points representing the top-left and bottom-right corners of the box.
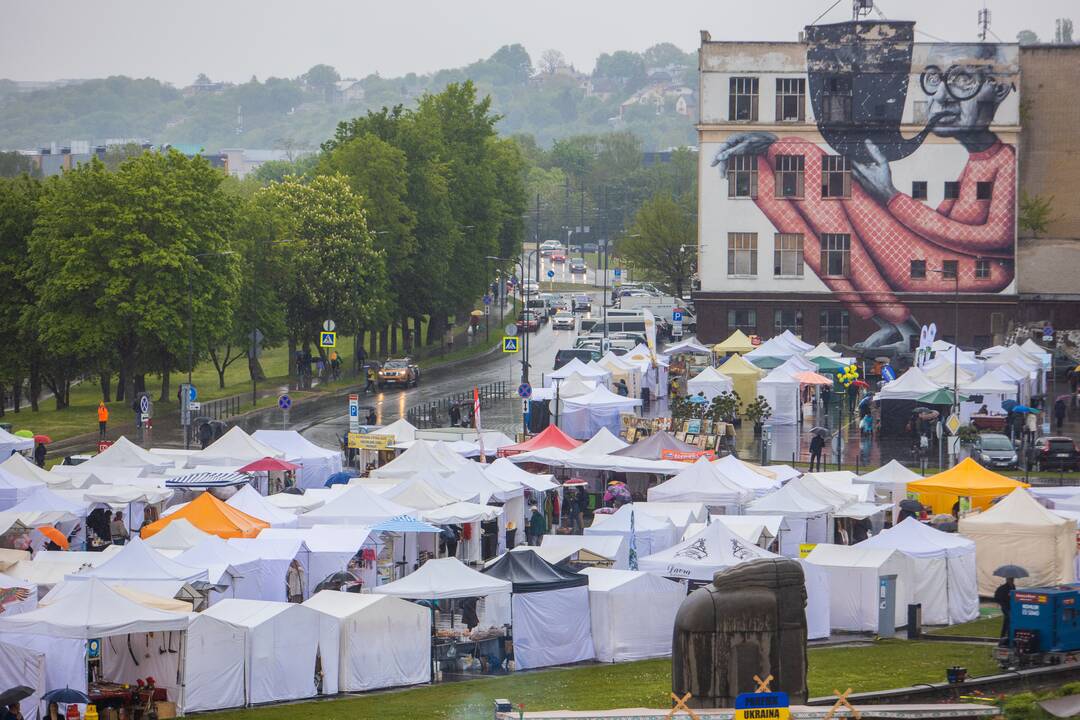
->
(840, 364), (859, 387)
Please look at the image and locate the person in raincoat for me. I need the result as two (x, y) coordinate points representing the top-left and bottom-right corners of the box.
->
(528, 505), (547, 546)
(97, 402), (109, 439)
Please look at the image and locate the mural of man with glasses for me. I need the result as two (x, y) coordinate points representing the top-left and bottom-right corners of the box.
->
(711, 38), (1017, 350)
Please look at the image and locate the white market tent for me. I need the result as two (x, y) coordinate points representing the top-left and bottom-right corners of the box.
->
(176, 535), (270, 602)
(484, 457), (558, 492)
(560, 386), (641, 440)
(581, 568), (684, 662)
(959, 488), (1078, 594)
(0, 578), (188, 702)
(184, 599), (322, 710)
(686, 366), (734, 402)
(0, 640), (45, 720)
(744, 336), (800, 361)
(546, 357), (612, 387)
(67, 537), (208, 597)
(758, 365), (802, 425)
(875, 366), (942, 401)
(646, 457), (751, 511)
(2, 453), (81, 489)
(746, 482), (834, 556)
(570, 426), (630, 456)
(637, 520), (778, 581)
(805, 544), (914, 632)
(584, 504), (677, 556)
(857, 518), (978, 626)
(857, 460), (920, 518)
(805, 342), (841, 359)
(664, 337), (713, 355)
(227, 537), (308, 602)
(959, 371), (1017, 419)
(369, 439), (467, 480)
(631, 502), (708, 538)
(298, 484), (413, 527)
(145, 518), (213, 553)
(303, 591), (430, 692)
(225, 484), (299, 527)
(712, 455), (781, 497)
(381, 474), (460, 511)
(0, 469), (44, 511)
(779, 330), (813, 352)
(0, 427), (34, 457)
(714, 515), (788, 550)
(922, 360), (976, 388)
(421, 501), (502, 525)
(373, 557), (511, 600)
(798, 558), (832, 640)
(82, 436), (173, 473)
(259, 525), (377, 592)
(536, 534), (629, 569)
(196, 426), (285, 467)
(251, 429), (343, 489)
(380, 418), (418, 443)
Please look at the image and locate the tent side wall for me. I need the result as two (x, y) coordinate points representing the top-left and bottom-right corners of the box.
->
(511, 586), (595, 670)
(964, 526), (1077, 595)
(183, 615), (247, 712)
(247, 606), (320, 704)
(591, 584), (682, 662)
(341, 600), (431, 690)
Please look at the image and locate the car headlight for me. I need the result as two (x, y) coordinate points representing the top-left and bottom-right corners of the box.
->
(1010, 454), (1017, 462)
(980, 453), (991, 461)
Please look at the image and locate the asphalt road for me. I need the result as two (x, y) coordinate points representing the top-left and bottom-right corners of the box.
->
(295, 292), (596, 449)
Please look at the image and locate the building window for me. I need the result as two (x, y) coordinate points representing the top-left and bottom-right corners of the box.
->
(820, 234), (851, 277)
(910, 260), (927, 279)
(976, 181), (993, 200)
(990, 312), (1004, 334)
(974, 334), (992, 348)
(944, 181), (960, 200)
(942, 260), (958, 279)
(913, 101), (929, 124)
(822, 76), (852, 123)
(774, 233), (804, 276)
(729, 77), (759, 121)
(912, 181), (928, 200)
(775, 78), (805, 121)
(820, 309), (850, 344)
(774, 155), (805, 198)
(727, 155), (758, 198)
(728, 309), (757, 334)
(727, 233), (758, 275)
(774, 309), (803, 335)
(975, 258), (991, 279)
(821, 155), (851, 198)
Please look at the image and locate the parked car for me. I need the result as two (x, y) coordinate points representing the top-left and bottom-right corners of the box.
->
(569, 258), (587, 274)
(552, 312), (575, 330)
(516, 311), (540, 332)
(1031, 436), (1080, 471)
(554, 348), (601, 369)
(526, 297), (550, 320)
(377, 357), (420, 388)
(582, 242), (599, 253)
(972, 433), (1018, 469)
(572, 294), (592, 313)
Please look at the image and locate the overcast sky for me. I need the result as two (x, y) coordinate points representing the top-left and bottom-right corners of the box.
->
(2, 0), (1075, 84)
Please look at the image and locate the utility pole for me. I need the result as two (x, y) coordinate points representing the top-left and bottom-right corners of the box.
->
(534, 192), (541, 284)
(978, 6), (991, 41)
(579, 186), (586, 256)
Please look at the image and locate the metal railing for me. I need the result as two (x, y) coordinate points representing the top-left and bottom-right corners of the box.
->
(198, 394), (243, 421)
(405, 381), (510, 429)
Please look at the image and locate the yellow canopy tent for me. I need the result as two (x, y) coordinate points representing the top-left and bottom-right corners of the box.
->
(714, 329), (755, 355)
(716, 353), (767, 413)
(907, 457), (1029, 514)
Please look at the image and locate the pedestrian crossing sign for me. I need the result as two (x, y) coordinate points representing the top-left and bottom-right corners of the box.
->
(320, 331), (337, 348)
(502, 336), (519, 353)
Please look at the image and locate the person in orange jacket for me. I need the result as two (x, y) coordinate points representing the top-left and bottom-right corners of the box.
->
(97, 402), (109, 440)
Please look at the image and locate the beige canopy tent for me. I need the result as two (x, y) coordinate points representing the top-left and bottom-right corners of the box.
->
(716, 353), (767, 412)
(959, 488), (1077, 595)
(714, 330), (755, 355)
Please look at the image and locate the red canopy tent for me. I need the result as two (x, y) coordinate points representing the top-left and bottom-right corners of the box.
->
(497, 424), (581, 457)
(237, 456), (300, 473)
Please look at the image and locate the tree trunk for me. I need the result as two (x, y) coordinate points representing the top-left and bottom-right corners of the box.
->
(368, 329), (376, 358)
(116, 365), (127, 403)
(0, 384), (5, 417)
(134, 373), (146, 395)
(413, 317), (423, 350)
(12, 377), (22, 413)
(99, 372), (112, 403)
(353, 331), (364, 374)
(28, 359), (41, 411)
(427, 314), (445, 347)
(377, 326), (388, 357)
(248, 351), (266, 383)
(160, 367), (171, 404)
(390, 320), (399, 355)
(287, 336), (297, 379)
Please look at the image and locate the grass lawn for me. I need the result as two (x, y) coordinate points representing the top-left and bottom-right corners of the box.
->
(203, 640), (997, 720)
(929, 615), (1003, 638)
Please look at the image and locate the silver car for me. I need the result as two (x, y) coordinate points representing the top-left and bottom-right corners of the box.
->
(972, 433), (1018, 469)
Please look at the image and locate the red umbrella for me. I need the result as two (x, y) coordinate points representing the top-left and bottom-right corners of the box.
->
(237, 457), (299, 473)
(33, 434), (52, 444)
(851, 380), (869, 389)
(562, 478), (588, 487)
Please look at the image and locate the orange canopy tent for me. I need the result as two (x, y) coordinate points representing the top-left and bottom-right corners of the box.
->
(497, 424), (582, 457)
(140, 491), (269, 539)
(906, 457), (1029, 514)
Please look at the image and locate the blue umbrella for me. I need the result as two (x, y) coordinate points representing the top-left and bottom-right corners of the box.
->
(687, 394), (709, 405)
(1012, 405), (1039, 414)
(1002, 399), (1018, 412)
(324, 471), (356, 487)
(43, 688), (91, 705)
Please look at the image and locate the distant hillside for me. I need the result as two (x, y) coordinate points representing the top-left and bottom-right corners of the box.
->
(0, 43), (698, 152)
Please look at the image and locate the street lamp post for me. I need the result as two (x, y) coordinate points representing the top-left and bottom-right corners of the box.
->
(488, 254), (536, 435)
(185, 250), (235, 449)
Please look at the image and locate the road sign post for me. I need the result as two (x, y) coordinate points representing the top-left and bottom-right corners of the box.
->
(348, 393), (360, 434)
(517, 382), (532, 399)
(278, 393), (291, 430)
(320, 331), (337, 348)
(503, 337), (519, 353)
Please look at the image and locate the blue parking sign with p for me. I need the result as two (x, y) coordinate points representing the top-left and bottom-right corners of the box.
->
(673, 310), (683, 322)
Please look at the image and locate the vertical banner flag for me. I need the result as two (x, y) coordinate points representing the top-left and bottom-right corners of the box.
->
(642, 308), (658, 366)
(474, 386), (486, 463)
(629, 509), (639, 571)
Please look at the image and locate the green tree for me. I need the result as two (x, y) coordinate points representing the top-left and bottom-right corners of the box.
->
(256, 174), (388, 362)
(303, 64), (341, 101)
(27, 152), (240, 405)
(0, 152), (40, 179)
(489, 44), (533, 84)
(642, 42), (693, 69)
(1016, 29), (1040, 45)
(0, 176), (44, 413)
(594, 51), (647, 89)
(619, 191), (696, 298)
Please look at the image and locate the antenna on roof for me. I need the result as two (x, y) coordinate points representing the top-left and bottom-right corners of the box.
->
(978, 5), (992, 42)
(852, 0), (874, 20)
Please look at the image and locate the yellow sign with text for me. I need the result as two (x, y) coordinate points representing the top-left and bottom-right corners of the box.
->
(348, 432), (393, 450)
(736, 709), (790, 720)
(798, 544), (817, 559)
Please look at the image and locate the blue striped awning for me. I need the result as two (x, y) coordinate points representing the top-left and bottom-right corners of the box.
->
(373, 514), (443, 534)
(166, 472), (251, 488)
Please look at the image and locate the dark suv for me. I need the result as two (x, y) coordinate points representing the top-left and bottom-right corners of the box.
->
(1032, 436), (1080, 471)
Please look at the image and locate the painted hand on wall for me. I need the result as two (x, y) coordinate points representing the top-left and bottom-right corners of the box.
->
(850, 139), (898, 206)
(710, 132), (777, 174)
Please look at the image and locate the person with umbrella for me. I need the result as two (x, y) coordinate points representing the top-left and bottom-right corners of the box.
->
(993, 565), (1028, 645)
(808, 429), (826, 472)
(1055, 395), (1069, 433)
(33, 440), (46, 468)
(1024, 409), (1038, 446)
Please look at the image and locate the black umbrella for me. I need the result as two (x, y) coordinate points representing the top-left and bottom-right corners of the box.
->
(993, 564), (1030, 579)
(0, 687), (34, 706)
(314, 571), (361, 594)
(899, 498), (924, 512)
(42, 688), (91, 705)
(809, 426), (831, 438)
(282, 486), (305, 495)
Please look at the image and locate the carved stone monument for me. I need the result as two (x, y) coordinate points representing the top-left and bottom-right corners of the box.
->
(671, 557), (808, 708)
